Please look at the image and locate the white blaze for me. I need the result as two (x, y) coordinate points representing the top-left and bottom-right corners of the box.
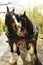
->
(12, 15), (20, 27)
(12, 15), (21, 35)
(12, 15), (19, 26)
(25, 44), (34, 62)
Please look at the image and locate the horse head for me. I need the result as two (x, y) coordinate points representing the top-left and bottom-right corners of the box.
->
(5, 6), (19, 29)
(5, 6), (25, 37)
(19, 11), (38, 39)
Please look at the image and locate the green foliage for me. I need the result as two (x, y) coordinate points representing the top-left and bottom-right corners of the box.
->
(0, 17), (5, 34)
(32, 6), (43, 34)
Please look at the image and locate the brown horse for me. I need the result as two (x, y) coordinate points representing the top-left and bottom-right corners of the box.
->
(5, 6), (38, 65)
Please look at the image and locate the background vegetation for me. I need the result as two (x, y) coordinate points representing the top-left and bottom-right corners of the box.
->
(20, 5), (43, 34)
(0, 17), (4, 35)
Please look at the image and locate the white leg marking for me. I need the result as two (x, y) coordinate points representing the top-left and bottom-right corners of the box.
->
(9, 52), (18, 64)
(17, 55), (23, 65)
(29, 45), (34, 55)
(13, 43), (17, 52)
(25, 44), (34, 62)
(25, 51), (31, 62)
(31, 54), (36, 64)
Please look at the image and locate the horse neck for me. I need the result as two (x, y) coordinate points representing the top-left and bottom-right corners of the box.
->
(26, 17), (33, 31)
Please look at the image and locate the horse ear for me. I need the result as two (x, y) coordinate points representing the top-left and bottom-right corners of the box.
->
(7, 6), (9, 12)
(12, 8), (15, 13)
(24, 11), (26, 16)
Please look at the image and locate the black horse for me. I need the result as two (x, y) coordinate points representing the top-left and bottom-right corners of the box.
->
(5, 6), (38, 65)
(19, 12), (38, 40)
(18, 11), (38, 53)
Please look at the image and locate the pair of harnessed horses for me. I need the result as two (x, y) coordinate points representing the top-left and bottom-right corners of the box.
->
(5, 6), (38, 65)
